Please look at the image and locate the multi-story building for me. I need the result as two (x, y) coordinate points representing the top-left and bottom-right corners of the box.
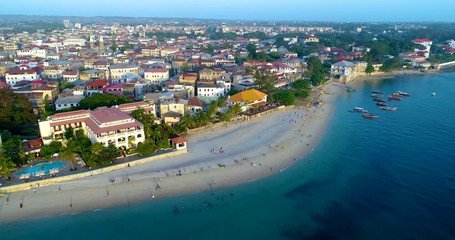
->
(144, 68), (169, 84)
(16, 47), (47, 59)
(109, 65), (139, 80)
(5, 69), (40, 87)
(196, 83), (225, 101)
(331, 60), (357, 83)
(39, 106), (146, 150)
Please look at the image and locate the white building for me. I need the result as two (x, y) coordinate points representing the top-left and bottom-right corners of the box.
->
(39, 106), (146, 150)
(5, 69), (40, 87)
(144, 68), (169, 84)
(54, 95), (85, 111)
(411, 39), (433, 58)
(63, 38), (87, 47)
(196, 83), (225, 101)
(16, 48), (47, 59)
(331, 60), (356, 82)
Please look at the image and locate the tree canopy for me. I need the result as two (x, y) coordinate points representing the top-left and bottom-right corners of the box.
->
(78, 94), (133, 110)
(0, 90), (38, 136)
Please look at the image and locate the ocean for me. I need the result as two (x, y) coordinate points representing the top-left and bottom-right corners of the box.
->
(1, 71), (455, 240)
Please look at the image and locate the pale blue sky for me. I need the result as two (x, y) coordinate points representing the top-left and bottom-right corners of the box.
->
(1, 0), (454, 22)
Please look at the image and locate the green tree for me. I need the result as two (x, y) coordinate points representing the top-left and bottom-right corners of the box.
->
(0, 90), (38, 136)
(365, 62), (375, 75)
(64, 127), (74, 140)
(291, 79), (312, 98)
(311, 73), (326, 86)
(253, 68), (276, 94)
(0, 155), (16, 180)
(78, 94), (133, 110)
(2, 136), (26, 166)
(272, 90), (296, 106)
(306, 56), (323, 78)
(40, 141), (62, 159)
(246, 43), (257, 59)
(136, 139), (158, 156)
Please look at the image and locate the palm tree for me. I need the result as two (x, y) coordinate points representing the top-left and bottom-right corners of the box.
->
(0, 156), (16, 180)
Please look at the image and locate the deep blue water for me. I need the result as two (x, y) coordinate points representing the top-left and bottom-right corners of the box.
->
(1, 72), (455, 240)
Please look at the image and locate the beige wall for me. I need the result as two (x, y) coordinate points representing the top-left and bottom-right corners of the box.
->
(0, 150), (188, 193)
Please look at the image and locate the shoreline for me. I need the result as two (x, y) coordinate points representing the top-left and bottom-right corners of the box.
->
(1, 68), (452, 223)
(0, 82), (345, 223)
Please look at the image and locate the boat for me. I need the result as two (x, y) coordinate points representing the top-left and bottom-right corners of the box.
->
(388, 95), (401, 101)
(351, 107), (368, 113)
(362, 113), (380, 119)
(371, 94), (382, 98)
(373, 98), (386, 103)
(395, 91), (411, 97)
(372, 90), (384, 94)
(380, 106), (397, 111)
(431, 92), (436, 96)
(376, 102), (387, 106)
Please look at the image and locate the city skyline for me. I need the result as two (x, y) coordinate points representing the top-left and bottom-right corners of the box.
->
(1, 0), (455, 22)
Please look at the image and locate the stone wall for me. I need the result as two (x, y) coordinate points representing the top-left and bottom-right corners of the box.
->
(0, 149), (188, 193)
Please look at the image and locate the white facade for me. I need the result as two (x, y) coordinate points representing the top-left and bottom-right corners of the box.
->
(5, 70), (40, 86)
(63, 38), (87, 46)
(144, 68), (169, 84)
(16, 48), (47, 58)
(54, 95), (85, 111)
(197, 83), (225, 101)
(39, 107), (146, 150)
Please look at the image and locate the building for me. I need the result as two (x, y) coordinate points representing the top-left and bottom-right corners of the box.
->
(229, 89), (268, 111)
(39, 106), (146, 150)
(196, 83), (225, 101)
(109, 65), (139, 80)
(5, 69), (40, 87)
(144, 68), (169, 84)
(84, 79), (109, 96)
(80, 69), (107, 81)
(178, 73), (198, 85)
(16, 48), (47, 59)
(54, 95), (85, 111)
(63, 38), (87, 47)
(170, 136), (187, 150)
(331, 60), (357, 83)
(411, 39), (433, 58)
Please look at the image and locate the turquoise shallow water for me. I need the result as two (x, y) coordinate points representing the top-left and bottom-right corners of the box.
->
(1, 72), (455, 240)
(15, 161), (68, 176)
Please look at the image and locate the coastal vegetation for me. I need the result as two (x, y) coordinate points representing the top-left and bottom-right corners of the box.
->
(0, 90), (38, 136)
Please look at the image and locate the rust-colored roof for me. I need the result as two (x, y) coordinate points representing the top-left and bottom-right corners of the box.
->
(86, 79), (109, 87)
(170, 136), (187, 144)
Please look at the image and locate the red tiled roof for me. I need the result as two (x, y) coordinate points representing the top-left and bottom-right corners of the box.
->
(7, 69), (38, 75)
(86, 79), (109, 87)
(170, 136), (187, 144)
(145, 68), (168, 73)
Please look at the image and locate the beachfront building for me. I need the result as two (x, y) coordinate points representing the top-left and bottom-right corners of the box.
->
(228, 89), (268, 112)
(170, 136), (187, 150)
(331, 60), (357, 83)
(411, 39), (433, 58)
(38, 105), (146, 150)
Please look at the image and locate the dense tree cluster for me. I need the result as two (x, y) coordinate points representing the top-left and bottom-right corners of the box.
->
(0, 90), (38, 136)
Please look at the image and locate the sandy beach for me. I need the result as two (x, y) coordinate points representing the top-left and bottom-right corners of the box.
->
(0, 82), (347, 223)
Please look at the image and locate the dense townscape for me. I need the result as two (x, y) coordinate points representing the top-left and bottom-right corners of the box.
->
(1, 16), (455, 182)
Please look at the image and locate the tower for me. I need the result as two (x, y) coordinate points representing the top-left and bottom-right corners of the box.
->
(99, 35), (104, 50)
(89, 35), (95, 49)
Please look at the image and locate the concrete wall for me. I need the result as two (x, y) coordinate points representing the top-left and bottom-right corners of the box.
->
(0, 149), (188, 193)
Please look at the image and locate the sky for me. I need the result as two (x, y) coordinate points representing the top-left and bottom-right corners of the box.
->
(1, 0), (455, 22)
